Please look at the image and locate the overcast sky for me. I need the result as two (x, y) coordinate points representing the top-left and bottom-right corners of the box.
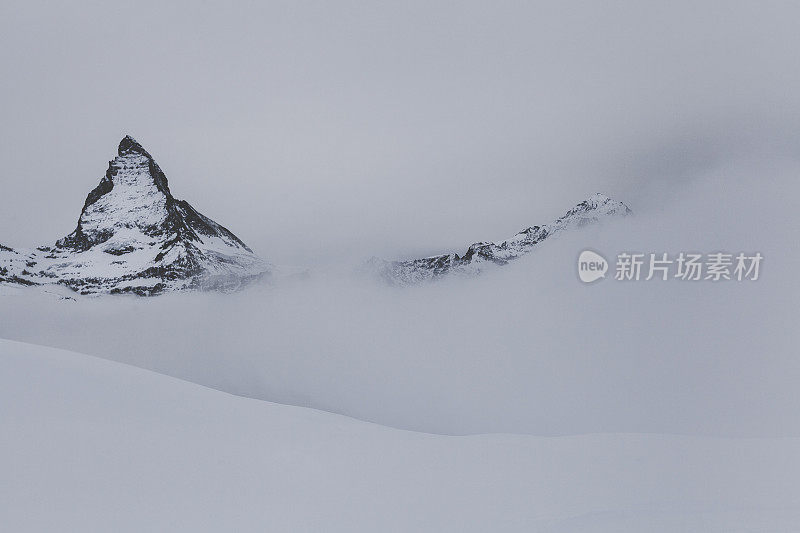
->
(2, 1), (799, 265)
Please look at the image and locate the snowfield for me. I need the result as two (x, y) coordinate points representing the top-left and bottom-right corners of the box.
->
(2, 338), (800, 532)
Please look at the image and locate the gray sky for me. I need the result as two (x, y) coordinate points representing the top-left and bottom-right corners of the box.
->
(2, 1), (800, 265)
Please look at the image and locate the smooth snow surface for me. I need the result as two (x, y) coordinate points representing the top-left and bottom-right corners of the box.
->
(2, 338), (799, 532)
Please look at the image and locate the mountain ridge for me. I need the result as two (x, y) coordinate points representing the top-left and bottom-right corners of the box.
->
(366, 193), (632, 285)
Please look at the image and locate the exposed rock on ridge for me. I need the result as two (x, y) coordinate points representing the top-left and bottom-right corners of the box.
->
(367, 193), (631, 285)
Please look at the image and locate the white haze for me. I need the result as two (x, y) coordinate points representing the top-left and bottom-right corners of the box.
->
(1, 158), (796, 436)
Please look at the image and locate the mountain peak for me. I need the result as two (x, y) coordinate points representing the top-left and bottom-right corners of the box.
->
(118, 135), (152, 158)
(0, 136), (270, 295)
(587, 192), (612, 203)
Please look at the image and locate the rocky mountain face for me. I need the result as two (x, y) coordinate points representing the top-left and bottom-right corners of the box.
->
(367, 193), (631, 285)
(0, 136), (269, 295)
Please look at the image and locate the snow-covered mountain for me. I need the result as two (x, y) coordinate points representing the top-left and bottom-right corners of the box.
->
(0, 136), (269, 295)
(368, 193), (631, 285)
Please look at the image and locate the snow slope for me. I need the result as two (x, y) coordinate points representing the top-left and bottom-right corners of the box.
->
(2, 338), (800, 532)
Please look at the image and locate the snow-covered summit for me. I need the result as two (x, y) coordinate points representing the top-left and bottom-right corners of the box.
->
(367, 193), (631, 285)
(0, 136), (270, 295)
